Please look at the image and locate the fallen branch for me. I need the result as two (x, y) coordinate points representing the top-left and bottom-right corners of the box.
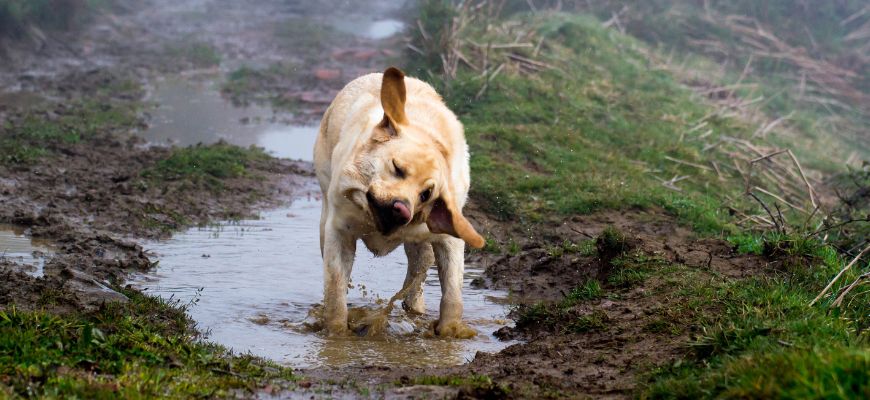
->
(747, 191), (783, 233)
(665, 156), (713, 171)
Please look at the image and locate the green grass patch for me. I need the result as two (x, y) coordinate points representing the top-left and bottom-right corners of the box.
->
(1, 99), (140, 165)
(0, 290), (294, 398)
(165, 42), (221, 68)
(408, 4), (869, 398)
(640, 236), (869, 399)
(221, 63), (303, 109)
(144, 143), (270, 190)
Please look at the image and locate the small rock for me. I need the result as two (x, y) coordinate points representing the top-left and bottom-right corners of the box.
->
(314, 68), (341, 81)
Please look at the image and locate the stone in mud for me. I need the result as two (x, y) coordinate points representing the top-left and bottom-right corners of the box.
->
(58, 268), (129, 310)
(314, 68), (341, 81)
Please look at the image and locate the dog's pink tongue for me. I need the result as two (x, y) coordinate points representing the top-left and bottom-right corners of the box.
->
(393, 201), (411, 222)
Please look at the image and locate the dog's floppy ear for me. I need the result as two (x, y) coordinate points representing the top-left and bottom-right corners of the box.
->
(427, 187), (485, 249)
(380, 66), (407, 127)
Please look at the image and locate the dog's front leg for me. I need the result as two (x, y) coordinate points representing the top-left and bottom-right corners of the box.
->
(432, 237), (473, 337)
(402, 242), (434, 314)
(322, 221), (356, 335)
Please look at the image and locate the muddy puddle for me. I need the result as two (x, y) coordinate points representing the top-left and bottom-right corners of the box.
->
(131, 196), (513, 368)
(140, 76), (317, 160)
(134, 73), (514, 368)
(331, 18), (404, 40)
(0, 225), (53, 277)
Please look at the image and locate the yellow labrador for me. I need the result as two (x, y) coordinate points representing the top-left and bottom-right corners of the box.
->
(313, 67), (485, 336)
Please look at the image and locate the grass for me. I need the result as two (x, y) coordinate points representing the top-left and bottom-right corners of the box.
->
(511, 230), (868, 398)
(411, 13), (751, 235)
(143, 143), (270, 190)
(221, 63), (303, 108)
(641, 236), (869, 398)
(569, 0), (870, 172)
(273, 17), (349, 60)
(409, 2), (868, 397)
(0, 99), (140, 165)
(0, 289), (294, 398)
(165, 42), (222, 68)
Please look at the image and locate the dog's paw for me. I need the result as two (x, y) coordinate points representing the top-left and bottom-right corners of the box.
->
(324, 320), (350, 337)
(434, 320), (477, 339)
(402, 298), (426, 315)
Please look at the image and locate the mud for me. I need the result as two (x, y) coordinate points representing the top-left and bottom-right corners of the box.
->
(433, 209), (770, 397)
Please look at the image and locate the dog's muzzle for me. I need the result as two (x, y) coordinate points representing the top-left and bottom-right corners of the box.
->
(366, 191), (411, 234)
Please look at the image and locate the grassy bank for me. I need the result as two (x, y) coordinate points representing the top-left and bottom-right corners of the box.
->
(0, 290), (294, 398)
(412, 9), (753, 234)
(409, 2), (868, 397)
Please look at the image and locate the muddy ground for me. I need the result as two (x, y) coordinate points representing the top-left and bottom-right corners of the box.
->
(0, 1), (775, 399)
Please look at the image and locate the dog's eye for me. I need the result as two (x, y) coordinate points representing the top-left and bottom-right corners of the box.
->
(419, 188), (432, 203)
(392, 160), (405, 179)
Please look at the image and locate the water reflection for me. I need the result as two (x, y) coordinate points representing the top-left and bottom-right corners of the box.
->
(0, 225), (53, 277)
(141, 76), (317, 160)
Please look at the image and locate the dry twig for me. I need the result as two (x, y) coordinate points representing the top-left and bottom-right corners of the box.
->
(809, 244), (870, 306)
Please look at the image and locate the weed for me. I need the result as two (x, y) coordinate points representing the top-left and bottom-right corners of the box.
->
(565, 280), (603, 303)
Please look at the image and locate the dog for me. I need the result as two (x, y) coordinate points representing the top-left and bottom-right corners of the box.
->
(313, 67), (485, 337)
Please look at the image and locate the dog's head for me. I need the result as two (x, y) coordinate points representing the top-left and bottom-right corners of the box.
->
(358, 67), (484, 249)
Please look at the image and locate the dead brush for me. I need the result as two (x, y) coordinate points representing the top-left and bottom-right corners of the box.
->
(408, 0), (555, 96)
